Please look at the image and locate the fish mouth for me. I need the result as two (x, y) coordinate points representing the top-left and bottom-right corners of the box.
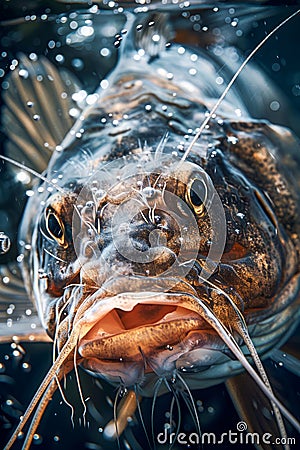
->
(77, 290), (226, 385)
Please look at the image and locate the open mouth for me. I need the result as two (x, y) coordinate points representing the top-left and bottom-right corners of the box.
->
(78, 300), (211, 360)
(76, 289), (226, 383)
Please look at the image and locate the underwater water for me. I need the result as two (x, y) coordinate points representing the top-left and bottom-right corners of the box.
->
(0, 1), (300, 449)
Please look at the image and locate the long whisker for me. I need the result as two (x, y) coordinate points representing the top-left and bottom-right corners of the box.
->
(151, 377), (163, 450)
(166, 380), (182, 450)
(176, 372), (201, 439)
(43, 247), (66, 263)
(4, 341), (76, 450)
(21, 378), (59, 450)
(0, 154), (66, 194)
(4, 291), (98, 450)
(168, 395), (176, 433)
(54, 374), (75, 427)
(38, 224), (54, 243)
(199, 275), (288, 442)
(114, 386), (122, 449)
(73, 343), (87, 426)
(236, 322), (289, 448)
(0, 155), (86, 232)
(154, 131), (169, 159)
(187, 293), (300, 433)
(103, 389), (140, 441)
(179, 8), (300, 164)
(133, 385), (151, 449)
(53, 312), (71, 363)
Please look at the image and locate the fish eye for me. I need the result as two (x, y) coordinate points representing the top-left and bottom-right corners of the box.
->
(186, 178), (207, 215)
(46, 210), (67, 248)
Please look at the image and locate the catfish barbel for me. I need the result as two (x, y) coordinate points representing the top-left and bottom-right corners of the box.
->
(0, 4), (300, 450)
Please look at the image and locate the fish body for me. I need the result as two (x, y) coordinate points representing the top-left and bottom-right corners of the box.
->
(1, 5), (300, 449)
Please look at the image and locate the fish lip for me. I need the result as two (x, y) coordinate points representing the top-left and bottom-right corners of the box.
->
(77, 290), (203, 334)
(77, 291), (214, 362)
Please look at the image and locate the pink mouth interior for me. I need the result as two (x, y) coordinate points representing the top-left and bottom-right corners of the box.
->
(82, 304), (204, 340)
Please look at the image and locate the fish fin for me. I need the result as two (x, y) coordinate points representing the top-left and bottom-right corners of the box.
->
(226, 371), (285, 450)
(0, 263), (49, 343)
(2, 54), (82, 173)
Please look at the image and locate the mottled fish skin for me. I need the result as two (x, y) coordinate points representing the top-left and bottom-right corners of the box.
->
(1, 5), (300, 450)
(20, 13), (300, 386)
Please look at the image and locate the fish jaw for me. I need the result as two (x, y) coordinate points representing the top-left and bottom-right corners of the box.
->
(77, 291), (228, 386)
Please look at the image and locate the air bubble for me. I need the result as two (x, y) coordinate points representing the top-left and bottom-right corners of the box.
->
(16, 171), (31, 184)
(0, 232), (11, 254)
(272, 62), (280, 72)
(29, 53), (38, 61)
(71, 58), (84, 70)
(17, 431), (24, 440)
(55, 54), (65, 63)
(70, 20), (78, 30)
(33, 114), (40, 121)
(33, 434), (43, 444)
(22, 362), (31, 372)
(86, 93), (99, 104)
(227, 136), (239, 144)
(270, 100), (280, 111)
(142, 187), (155, 198)
(19, 69), (28, 79)
(17, 254), (24, 263)
(100, 48), (110, 57)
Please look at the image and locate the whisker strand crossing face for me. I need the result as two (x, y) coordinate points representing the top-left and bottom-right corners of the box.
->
(1, 3), (300, 450)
